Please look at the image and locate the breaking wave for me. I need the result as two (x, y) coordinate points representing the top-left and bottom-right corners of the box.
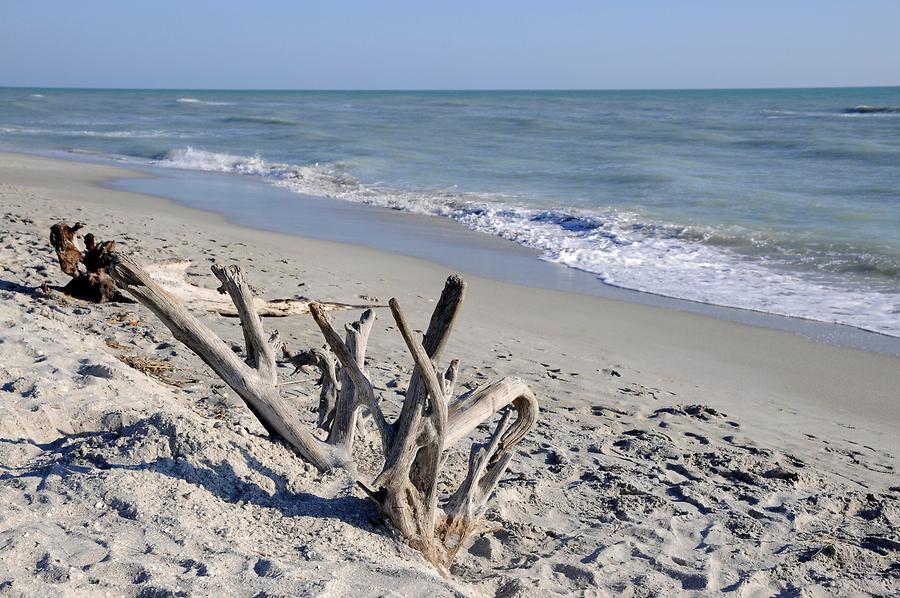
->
(156, 147), (900, 337)
(0, 126), (190, 139)
(176, 97), (235, 106)
(221, 116), (299, 126)
(843, 105), (900, 114)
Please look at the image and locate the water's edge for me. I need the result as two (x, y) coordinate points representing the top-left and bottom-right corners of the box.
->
(68, 152), (896, 357)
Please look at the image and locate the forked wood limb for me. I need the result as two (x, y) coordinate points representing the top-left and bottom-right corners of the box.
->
(440, 383), (538, 563)
(281, 345), (339, 430)
(309, 306), (390, 455)
(314, 276), (538, 571)
(212, 264), (281, 383)
(106, 253), (346, 471)
(361, 297), (451, 566)
(371, 276), (467, 547)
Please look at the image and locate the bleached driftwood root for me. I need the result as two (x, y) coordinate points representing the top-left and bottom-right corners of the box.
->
(106, 253), (537, 572)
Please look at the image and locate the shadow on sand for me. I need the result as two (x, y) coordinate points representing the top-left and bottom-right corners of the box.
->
(0, 414), (381, 530)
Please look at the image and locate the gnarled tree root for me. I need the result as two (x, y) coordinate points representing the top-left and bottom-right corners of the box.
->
(49, 222), (121, 302)
(105, 252), (537, 572)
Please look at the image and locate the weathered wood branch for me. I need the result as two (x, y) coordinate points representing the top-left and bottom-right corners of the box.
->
(303, 275), (538, 570)
(281, 345), (339, 431)
(144, 259), (375, 317)
(441, 410), (515, 562)
(374, 295), (535, 569)
(377, 276), (467, 511)
(379, 297), (450, 565)
(445, 377), (538, 451)
(309, 306), (390, 455)
(106, 253), (346, 472)
(211, 264), (279, 383)
(390, 298), (448, 423)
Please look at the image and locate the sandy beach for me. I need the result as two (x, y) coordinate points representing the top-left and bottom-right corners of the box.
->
(1, 152), (898, 596)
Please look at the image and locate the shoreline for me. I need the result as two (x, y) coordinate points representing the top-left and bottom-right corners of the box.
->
(112, 166), (900, 354)
(1, 151), (899, 595)
(17, 147), (900, 356)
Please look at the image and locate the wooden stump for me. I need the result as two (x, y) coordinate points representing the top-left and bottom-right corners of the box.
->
(49, 222), (120, 302)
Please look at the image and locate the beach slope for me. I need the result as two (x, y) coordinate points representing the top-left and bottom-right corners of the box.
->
(0, 153), (897, 596)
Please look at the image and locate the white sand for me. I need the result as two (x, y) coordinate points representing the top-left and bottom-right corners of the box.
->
(0, 153), (898, 596)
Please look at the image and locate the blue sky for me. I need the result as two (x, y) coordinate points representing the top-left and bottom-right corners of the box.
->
(1, 1), (898, 89)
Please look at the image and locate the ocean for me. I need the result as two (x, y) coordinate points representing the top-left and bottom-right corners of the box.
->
(1, 87), (898, 336)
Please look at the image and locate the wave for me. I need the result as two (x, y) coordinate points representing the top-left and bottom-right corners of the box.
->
(28, 94), (45, 99)
(176, 97), (235, 106)
(843, 105), (900, 114)
(221, 116), (299, 126)
(761, 106), (900, 119)
(154, 147), (900, 337)
(0, 126), (190, 139)
(82, 129), (192, 139)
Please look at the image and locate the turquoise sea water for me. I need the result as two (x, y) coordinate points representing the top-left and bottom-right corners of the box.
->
(1, 87), (898, 335)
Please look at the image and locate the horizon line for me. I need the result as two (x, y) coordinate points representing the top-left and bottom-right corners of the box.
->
(2, 84), (899, 93)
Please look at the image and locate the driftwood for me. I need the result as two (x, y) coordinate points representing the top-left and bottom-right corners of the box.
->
(49, 222), (120, 302)
(281, 345), (339, 431)
(143, 260), (375, 317)
(50, 223), (370, 316)
(106, 253), (537, 572)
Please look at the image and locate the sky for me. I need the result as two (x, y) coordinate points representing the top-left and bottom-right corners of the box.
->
(1, 1), (898, 90)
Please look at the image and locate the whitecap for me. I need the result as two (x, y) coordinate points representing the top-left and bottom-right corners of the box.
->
(176, 97), (235, 106)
